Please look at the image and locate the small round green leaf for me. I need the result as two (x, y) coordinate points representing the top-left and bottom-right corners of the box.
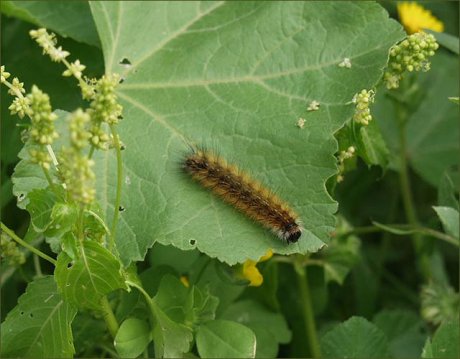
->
(196, 319), (256, 358)
(114, 318), (151, 358)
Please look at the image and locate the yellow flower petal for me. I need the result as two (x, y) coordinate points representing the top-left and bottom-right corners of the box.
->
(243, 260), (264, 287)
(397, 2), (444, 34)
(259, 249), (273, 262)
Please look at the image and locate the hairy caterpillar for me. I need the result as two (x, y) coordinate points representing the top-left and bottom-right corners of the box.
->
(183, 149), (302, 243)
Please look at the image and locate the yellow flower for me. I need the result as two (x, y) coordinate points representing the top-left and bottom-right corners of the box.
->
(397, 2), (444, 34)
(241, 249), (273, 287)
(242, 260), (264, 286)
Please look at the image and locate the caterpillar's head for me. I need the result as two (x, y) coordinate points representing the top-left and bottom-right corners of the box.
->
(282, 222), (302, 243)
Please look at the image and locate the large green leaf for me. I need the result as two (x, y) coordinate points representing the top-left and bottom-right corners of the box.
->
(0, 0), (100, 47)
(321, 316), (390, 358)
(54, 240), (127, 310)
(0, 276), (77, 358)
(89, 2), (404, 265)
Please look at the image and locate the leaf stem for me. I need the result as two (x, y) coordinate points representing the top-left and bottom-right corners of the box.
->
(33, 254), (43, 277)
(294, 257), (321, 358)
(395, 99), (431, 278)
(109, 124), (122, 252)
(100, 296), (119, 339)
(1, 222), (56, 265)
(336, 224), (458, 247)
(126, 280), (157, 324)
(77, 205), (85, 243)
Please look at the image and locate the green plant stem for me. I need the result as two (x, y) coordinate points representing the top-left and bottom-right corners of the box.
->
(395, 100), (431, 278)
(337, 224), (458, 247)
(33, 254), (43, 277)
(1, 222), (56, 265)
(77, 206), (85, 243)
(126, 280), (157, 324)
(419, 227), (459, 247)
(294, 259), (321, 358)
(109, 124), (122, 252)
(100, 296), (119, 339)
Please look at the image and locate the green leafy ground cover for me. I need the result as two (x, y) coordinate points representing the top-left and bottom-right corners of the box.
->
(1, 2), (458, 358)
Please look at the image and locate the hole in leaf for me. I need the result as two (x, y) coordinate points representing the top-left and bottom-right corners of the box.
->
(118, 206), (125, 212)
(189, 239), (196, 246)
(18, 193), (25, 201)
(29, 313), (34, 318)
(119, 77), (125, 84)
(119, 58), (131, 65)
(67, 262), (73, 269)
(20, 311), (24, 315)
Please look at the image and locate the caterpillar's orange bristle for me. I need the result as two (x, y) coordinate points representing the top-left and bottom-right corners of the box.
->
(183, 149), (301, 243)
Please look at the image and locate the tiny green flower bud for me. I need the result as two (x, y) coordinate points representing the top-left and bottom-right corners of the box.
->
(384, 32), (439, 89)
(0, 65), (11, 83)
(352, 89), (375, 125)
(26, 85), (59, 145)
(29, 148), (52, 170)
(8, 77), (26, 96)
(58, 147), (96, 205)
(62, 60), (86, 79)
(1, 231), (26, 266)
(8, 97), (30, 118)
(69, 109), (91, 149)
(49, 46), (70, 62)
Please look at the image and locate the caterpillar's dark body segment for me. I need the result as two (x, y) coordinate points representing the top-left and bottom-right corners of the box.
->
(183, 150), (302, 243)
